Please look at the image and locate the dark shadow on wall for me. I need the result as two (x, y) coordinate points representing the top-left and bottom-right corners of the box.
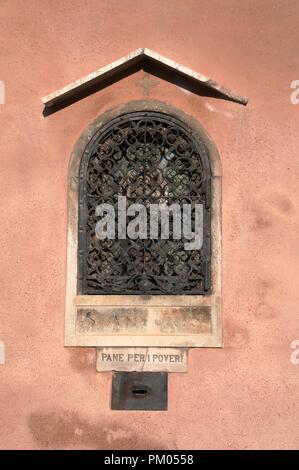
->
(28, 409), (170, 449)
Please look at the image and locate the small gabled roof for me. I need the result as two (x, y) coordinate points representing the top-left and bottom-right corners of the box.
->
(42, 48), (248, 115)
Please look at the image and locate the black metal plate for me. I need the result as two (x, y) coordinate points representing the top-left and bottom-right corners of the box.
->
(111, 372), (168, 410)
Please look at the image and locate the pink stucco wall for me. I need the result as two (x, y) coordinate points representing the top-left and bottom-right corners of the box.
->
(0, 0), (298, 449)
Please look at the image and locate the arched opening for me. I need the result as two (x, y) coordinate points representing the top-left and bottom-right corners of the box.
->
(65, 101), (221, 348)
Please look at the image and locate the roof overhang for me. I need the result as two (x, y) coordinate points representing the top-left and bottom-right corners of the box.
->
(42, 48), (248, 115)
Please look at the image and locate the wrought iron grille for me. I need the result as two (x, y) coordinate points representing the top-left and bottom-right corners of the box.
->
(78, 111), (211, 295)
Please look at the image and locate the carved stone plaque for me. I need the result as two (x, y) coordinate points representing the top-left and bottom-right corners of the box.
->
(77, 306), (211, 335)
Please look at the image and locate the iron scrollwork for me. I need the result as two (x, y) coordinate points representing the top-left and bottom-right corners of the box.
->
(78, 111), (211, 295)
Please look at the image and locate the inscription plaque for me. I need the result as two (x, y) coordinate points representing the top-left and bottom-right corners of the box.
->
(96, 347), (188, 372)
(77, 306), (211, 336)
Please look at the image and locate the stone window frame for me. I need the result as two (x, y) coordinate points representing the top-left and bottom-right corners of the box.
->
(65, 100), (222, 348)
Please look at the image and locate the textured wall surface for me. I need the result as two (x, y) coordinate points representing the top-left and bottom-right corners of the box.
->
(0, 0), (298, 449)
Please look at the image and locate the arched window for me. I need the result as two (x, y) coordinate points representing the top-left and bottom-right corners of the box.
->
(65, 101), (221, 348)
(77, 111), (211, 295)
